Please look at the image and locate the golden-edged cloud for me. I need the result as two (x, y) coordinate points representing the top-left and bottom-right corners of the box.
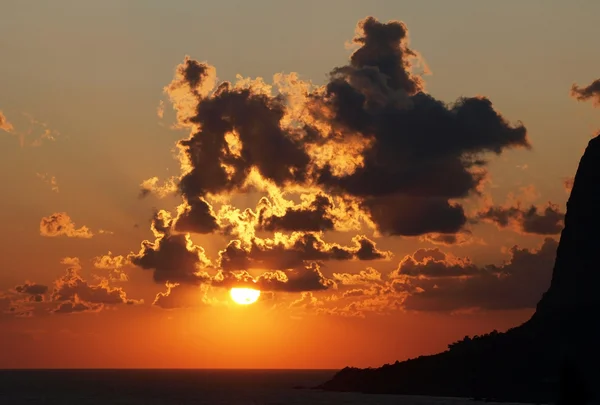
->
(40, 212), (93, 239)
(145, 16), (529, 240)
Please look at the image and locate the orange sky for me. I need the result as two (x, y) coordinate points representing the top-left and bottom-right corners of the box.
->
(1, 1), (600, 369)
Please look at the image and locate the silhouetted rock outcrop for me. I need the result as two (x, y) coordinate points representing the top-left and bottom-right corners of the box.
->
(319, 135), (600, 403)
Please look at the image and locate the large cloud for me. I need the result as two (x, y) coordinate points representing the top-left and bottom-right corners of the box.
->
(148, 16), (529, 239)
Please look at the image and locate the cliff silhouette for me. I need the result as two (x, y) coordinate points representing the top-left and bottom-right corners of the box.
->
(319, 135), (600, 403)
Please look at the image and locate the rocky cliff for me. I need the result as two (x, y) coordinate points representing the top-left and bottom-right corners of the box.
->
(319, 135), (600, 403)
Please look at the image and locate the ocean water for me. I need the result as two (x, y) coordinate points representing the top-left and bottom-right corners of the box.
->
(0, 369), (533, 405)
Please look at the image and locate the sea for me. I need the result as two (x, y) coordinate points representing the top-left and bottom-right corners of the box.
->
(0, 369), (534, 405)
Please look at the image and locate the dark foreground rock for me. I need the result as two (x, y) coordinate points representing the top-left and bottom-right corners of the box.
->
(319, 135), (600, 404)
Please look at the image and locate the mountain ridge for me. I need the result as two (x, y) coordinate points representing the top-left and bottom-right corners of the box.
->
(318, 135), (600, 403)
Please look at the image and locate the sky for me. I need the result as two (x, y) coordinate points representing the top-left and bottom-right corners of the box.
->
(1, 0), (600, 369)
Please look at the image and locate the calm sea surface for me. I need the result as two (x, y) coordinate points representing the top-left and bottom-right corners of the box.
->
(0, 369), (534, 405)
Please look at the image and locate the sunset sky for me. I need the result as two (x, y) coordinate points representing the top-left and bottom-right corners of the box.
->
(2, 0), (600, 369)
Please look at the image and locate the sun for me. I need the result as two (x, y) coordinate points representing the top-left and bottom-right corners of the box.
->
(229, 287), (261, 305)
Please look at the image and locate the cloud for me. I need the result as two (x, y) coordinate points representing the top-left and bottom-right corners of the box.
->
(52, 265), (139, 305)
(258, 193), (335, 232)
(148, 16), (529, 239)
(322, 238), (558, 314)
(217, 232), (391, 271)
(7, 112), (60, 147)
(390, 248), (479, 278)
(14, 282), (49, 303)
(53, 300), (101, 314)
(333, 267), (382, 286)
(51, 258), (142, 313)
(419, 231), (476, 246)
(401, 238), (558, 311)
(36, 173), (59, 193)
(173, 197), (219, 234)
(255, 262), (335, 292)
(289, 291), (322, 310)
(153, 283), (213, 309)
(139, 176), (177, 199)
(129, 210), (212, 284)
(2, 258), (142, 315)
(0, 111), (14, 132)
(477, 202), (565, 235)
(93, 252), (129, 282)
(571, 79), (600, 106)
(39, 212), (93, 238)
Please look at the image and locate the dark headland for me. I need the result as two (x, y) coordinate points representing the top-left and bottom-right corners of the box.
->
(318, 135), (600, 404)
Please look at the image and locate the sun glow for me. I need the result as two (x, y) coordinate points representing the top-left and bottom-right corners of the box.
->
(229, 288), (261, 305)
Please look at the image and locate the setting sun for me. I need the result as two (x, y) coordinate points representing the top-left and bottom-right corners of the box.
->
(229, 288), (261, 305)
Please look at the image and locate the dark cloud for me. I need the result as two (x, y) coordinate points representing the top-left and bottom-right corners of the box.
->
(313, 17), (528, 236)
(14, 282), (48, 302)
(363, 195), (467, 236)
(173, 197), (219, 234)
(129, 210), (212, 284)
(218, 232), (391, 271)
(419, 231), (475, 246)
(349, 17), (424, 95)
(39, 212), (93, 238)
(154, 16), (529, 239)
(53, 301), (100, 314)
(571, 79), (600, 105)
(391, 248), (479, 278)
(258, 194), (335, 232)
(255, 262), (335, 292)
(478, 203), (564, 235)
(172, 74), (311, 199)
(208, 262), (335, 293)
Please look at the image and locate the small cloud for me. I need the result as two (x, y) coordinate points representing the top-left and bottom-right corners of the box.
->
(93, 252), (129, 282)
(40, 213), (94, 239)
(10, 112), (60, 147)
(157, 100), (165, 119)
(477, 202), (565, 235)
(0, 111), (14, 132)
(36, 173), (59, 193)
(139, 176), (178, 199)
(571, 79), (600, 106)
